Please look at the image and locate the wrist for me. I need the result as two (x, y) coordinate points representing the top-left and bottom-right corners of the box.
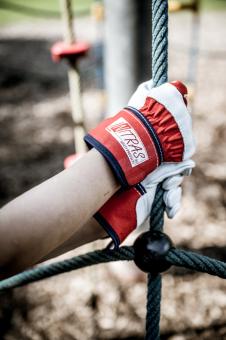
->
(85, 108), (162, 187)
(85, 80), (194, 189)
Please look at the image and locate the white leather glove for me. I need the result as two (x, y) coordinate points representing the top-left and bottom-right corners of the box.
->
(136, 159), (195, 226)
(128, 79), (195, 161)
(94, 79), (195, 247)
(128, 79), (195, 219)
(85, 79), (195, 188)
(95, 159), (194, 247)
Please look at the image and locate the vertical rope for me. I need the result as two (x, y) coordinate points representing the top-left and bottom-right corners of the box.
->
(146, 186), (164, 340)
(145, 1), (168, 339)
(152, 0), (168, 87)
(60, 0), (87, 154)
(146, 274), (162, 339)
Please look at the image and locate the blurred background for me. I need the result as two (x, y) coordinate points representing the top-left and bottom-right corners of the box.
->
(1, 0), (226, 339)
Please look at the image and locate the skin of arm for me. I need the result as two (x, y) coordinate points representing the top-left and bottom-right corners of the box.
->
(41, 218), (105, 261)
(0, 149), (119, 278)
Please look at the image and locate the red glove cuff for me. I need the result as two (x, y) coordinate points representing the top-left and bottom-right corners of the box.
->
(85, 108), (162, 187)
(94, 185), (145, 247)
(85, 82), (185, 187)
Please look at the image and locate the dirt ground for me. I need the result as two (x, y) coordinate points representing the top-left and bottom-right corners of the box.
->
(1, 11), (226, 340)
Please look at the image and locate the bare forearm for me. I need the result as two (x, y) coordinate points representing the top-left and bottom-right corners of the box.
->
(42, 218), (107, 261)
(0, 149), (119, 276)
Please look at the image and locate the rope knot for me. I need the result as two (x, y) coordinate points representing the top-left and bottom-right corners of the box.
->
(133, 231), (173, 274)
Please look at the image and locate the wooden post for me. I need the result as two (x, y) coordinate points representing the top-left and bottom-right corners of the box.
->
(60, 0), (87, 153)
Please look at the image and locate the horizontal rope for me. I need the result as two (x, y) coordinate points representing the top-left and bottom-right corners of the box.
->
(0, 247), (134, 291)
(0, 246), (226, 292)
(166, 248), (226, 279)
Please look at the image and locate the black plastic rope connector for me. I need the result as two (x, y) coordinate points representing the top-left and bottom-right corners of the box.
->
(133, 231), (173, 274)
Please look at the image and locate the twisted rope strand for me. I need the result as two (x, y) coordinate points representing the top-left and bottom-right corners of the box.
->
(146, 186), (164, 340)
(0, 247), (134, 291)
(146, 274), (162, 340)
(152, 0), (168, 87)
(145, 0), (169, 337)
(167, 249), (226, 279)
(150, 185), (165, 232)
(1, 247), (226, 291)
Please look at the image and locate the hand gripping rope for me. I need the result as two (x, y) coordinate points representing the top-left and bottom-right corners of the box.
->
(1, 1), (226, 339)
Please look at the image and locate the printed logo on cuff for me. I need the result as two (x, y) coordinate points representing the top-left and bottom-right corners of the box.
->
(106, 117), (149, 167)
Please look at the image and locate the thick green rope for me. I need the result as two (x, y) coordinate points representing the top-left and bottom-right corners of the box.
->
(146, 185), (165, 340)
(166, 249), (226, 278)
(0, 247), (134, 291)
(1, 247), (226, 292)
(145, 0), (168, 338)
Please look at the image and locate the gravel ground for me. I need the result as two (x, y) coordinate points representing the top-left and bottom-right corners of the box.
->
(0, 11), (226, 340)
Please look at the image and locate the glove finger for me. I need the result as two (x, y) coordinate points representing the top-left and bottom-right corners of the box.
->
(170, 81), (188, 106)
(136, 187), (157, 227)
(162, 175), (183, 190)
(141, 79), (154, 92)
(128, 79), (153, 108)
(166, 202), (181, 219)
(183, 167), (193, 176)
(143, 159), (195, 186)
(163, 186), (182, 209)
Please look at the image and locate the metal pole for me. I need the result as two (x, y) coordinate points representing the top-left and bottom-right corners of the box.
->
(104, 0), (152, 116)
(104, 0), (137, 116)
